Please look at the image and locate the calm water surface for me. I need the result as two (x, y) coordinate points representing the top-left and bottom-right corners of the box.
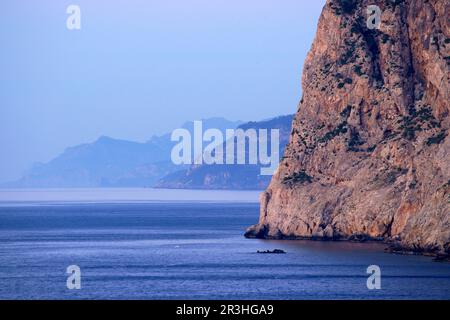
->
(0, 189), (449, 299)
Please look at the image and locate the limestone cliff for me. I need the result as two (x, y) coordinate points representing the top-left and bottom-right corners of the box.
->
(246, 0), (450, 256)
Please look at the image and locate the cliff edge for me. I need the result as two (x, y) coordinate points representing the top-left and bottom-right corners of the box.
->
(246, 0), (449, 257)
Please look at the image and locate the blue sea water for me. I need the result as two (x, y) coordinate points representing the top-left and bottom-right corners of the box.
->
(0, 189), (449, 300)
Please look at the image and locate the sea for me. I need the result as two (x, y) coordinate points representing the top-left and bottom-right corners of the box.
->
(0, 188), (449, 300)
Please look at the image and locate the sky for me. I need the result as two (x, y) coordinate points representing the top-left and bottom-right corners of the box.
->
(0, 0), (326, 183)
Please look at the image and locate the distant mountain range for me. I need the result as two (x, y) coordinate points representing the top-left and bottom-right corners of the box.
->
(157, 115), (294, 190)
(4, 118), (242, 188)
(5, 115), (293, 189)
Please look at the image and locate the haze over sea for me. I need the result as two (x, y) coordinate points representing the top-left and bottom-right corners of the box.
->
(0, 188), (449, 299)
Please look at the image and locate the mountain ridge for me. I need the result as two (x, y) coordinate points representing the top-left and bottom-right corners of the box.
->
(4, 118), (242, 188)
(156, 114), (294, 190)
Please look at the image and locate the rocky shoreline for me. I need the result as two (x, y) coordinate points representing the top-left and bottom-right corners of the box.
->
(245, 225), (450, 261)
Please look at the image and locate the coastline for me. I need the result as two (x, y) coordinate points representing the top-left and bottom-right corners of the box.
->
(244, 224), (450, 261)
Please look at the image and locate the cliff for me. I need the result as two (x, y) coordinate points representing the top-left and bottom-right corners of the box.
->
(246, 0), (450, 257)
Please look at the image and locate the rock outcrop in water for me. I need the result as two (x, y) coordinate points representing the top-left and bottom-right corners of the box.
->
(246, 0), (450, 257)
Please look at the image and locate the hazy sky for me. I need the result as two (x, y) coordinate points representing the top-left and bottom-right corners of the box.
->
(0, 0), (325, 182)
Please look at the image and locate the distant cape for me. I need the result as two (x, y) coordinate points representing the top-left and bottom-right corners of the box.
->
(156, 115), (294, 190)
(5, 115), (293, 190)
(4, 118), (242, 188)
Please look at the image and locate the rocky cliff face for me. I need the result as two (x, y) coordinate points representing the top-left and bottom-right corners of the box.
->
(246, 0), (450, 256)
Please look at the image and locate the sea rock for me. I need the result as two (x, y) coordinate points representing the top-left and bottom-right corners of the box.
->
(246, 0), (449, 257)
(256, 249), (286, 254)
